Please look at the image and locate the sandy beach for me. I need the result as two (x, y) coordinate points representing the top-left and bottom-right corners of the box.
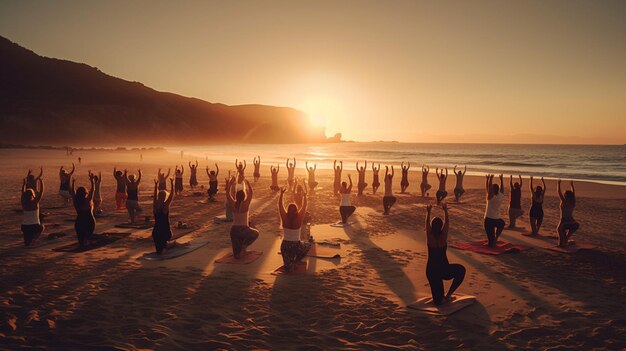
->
(1, 148), (625, 350)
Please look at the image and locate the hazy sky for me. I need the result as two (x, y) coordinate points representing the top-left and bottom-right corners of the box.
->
(1, 0), (625, 143)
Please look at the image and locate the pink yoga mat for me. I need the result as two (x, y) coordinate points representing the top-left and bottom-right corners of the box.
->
(215, 250), (263, 264)
(451, 241), (531, 255)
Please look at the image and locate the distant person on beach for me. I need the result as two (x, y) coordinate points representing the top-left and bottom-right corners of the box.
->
(425, 203), (466, 306)
(420, 166), (432, 197)
(189, 161), (199, 188)
(286, 158), (296, 190)
(157, 168), (170, 191)
(339, 174), (356, 223)
(124, 169), (143, 223)
(400, 162), (410, 193)
(356, 161), (368, 196)
(113, 167), (127, 210)
(90, 171), (103, 215)
(508, 175), (524, 228)
(25, 167), (43, 191)
(383, 166), (397, 214)
(436, 168), (449, 204)
(59, 163), (75, 205)
(78, 157), (82, 164)
(235, 159), (246, 178)
(484, 174), (505, 247)
(21, 176), (44, 246)
(529, 176), (546, 235)
(253, 156), (261, 182)
(557, 180), (579, 247)
(453, 165), (467, 202)
(206, 164), (220, 201)
(279, 187), (311, 272)
(305, 162), (318, 191)
(152, 177), (176, 254)
(140, 153), (143, 161)
(70, 173), (96, 247)
(270, 164), (280, 192)
(333, 160), (343, 195)
(227, 177), (258, 258)
(174, 165), (184, 195)
(372, 163), (381, 194)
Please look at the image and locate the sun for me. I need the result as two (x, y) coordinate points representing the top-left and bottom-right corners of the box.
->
(300, 95), (342, 128)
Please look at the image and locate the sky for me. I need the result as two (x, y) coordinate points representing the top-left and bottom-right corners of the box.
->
(1, 0), (625, 144)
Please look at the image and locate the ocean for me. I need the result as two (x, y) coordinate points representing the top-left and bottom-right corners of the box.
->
(170, 143), (626, 186)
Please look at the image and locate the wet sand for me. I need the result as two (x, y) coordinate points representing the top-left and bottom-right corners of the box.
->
(1, 149), (625, 350)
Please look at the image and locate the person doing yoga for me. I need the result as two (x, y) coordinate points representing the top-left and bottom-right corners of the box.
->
(113, 167), (127, 210)
(174, 165), (184, 195)
(270, 164), (280, 192)
(156, 168), (170, 191)
(59, 163), (75, 205)
(557, 180), (579, 248)
(286, 158), (296, 191)
(21, 177), (44, 246)
(400, 162), (410, 193)
(435, 168), (448, 205)
(484, 174), (505, 247)
(278, 187), (312, 272)
(339, 174), (356, 223)
(425, 203), (466, 306)
(227, 177), (259, 258)
(206, 164), (220, 201)
(420, 166), (432, 197)
(333, 160), (343, 195)
(25, 167), (43, 191)
(453, 165), (467, 202)
(372, 163), (381, 194)
(508, 175), (524, 228)
(356, 161), (368, 196)
(125, 169), (143, 223)
(528, 176), (546, 235)
(235, 159), (246, 179)
(189, 161), (199, 188)
(90, 171), (103, 215)
(152, 177), (176, 254)
(70, 173), (96, 247)
(305, 162), (318, 191)
(383, 166), (397, 215)
(253, 156), (261, 182)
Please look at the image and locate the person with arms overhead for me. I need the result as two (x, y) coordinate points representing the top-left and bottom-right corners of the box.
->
(253, 156), (261, 182)
(70, 173), (96, 247)
(557, 180), (579, 248)
(206, 163), (220, 201)
(453, 165), (467, 202)
(113, 167), (127, 210)
(371, 163), (381, 195)
(339, 174), (356, 223)
(278, 187), (311, 272)
(189, 160), (199, 189)
(333, 160), (343, 195)
(484, 174), (505, 247)
(528, 176), (546, 235)
(21, 176), (45, 246)
(383, 166), (397, 215)
(270, 164), (280, 192)
(400, 162), (410, 193)
(305, 161), (318, 191)
(125, 169), (143, 223)
(356, 160), (368, 196)
(152, 177), (176, 254)
(59, 163), (75, 205)
(227, 177), (259, 258)
(435, 168), (449, 205)
(420, 165), (432, 197)
(286, 158), (296, 191)
(508, 175), (524, 228)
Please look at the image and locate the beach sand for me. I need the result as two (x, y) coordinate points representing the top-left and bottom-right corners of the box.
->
(1, 149), (625, 350)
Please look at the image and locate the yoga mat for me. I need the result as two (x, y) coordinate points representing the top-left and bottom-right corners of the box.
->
(330, 221), (356, 228)
(115, 222), (153, 229)
(451, 241), (531, 255)
(52, 232), (131, 253)
(272, 261), (308, 275)
(213, 215), (232, 224)
(139, 238), (210, 261)
(547, 243), (595, 254)
(215, 250), (263, 264)
(407, 294), (476, 315)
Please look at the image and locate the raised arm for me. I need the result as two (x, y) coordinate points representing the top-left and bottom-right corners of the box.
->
(340, 161), (343, 170)
(334, 160), (337, 169)
(356, 161), (359, 171)
(286, 158), (290, 167)
(137, 169), (142, 184)
(87, 173), (95, 201)
(69, 163), (75, 175)
(407, 162), (410, 170)
(365, 160), (368, 169)
(153, 179), (158, 205)
(425, 204), (432, 235)
(442, 203), (449, 240)
(243, 160), (246, 170)
(226, 177), (236, 206)
(570, 181), (575, 202)
(70, 178), (76, 197)
(499, 174), (504, 194)
(166, 178), (175, 205)
(444, 168), (448, 179)
(215, 164), (219, 177)
(293, 158), (296, 167)
(180, 165), (184, 175)
(35, 179), (44, 203)
(557, 179), (564, 201)
(278, 188), (287, 220)
(113, 167), (118, 179)
(244, 179), (254, 205)
(529, 176), (534, 193)
(124, 169), (129, 184)
(510, 175), (514, 189)
(299, 192), (308, 219)
(541, 177), (546, 193)
(463, 165), (467, 175)
(347, 174), (353, 192)
(385, 166), (389, 178)
(21, 178), (26, 193)
(37, 167), (43, 180)
(206, 166), (210, 177)
(165, 168), (171, 179)
(391, 165), (395, 177)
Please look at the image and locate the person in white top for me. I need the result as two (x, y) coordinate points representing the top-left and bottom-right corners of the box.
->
(227, 177), (258, 258)
(21, 176), (45, 246)
(278, 187), (311, 272)
(484, 174), (506, 247)
(339, 174), (356, 223)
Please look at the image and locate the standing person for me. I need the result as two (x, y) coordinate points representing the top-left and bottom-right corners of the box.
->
(484, 174), (505, 247)
(356, 161), (368, 196)
(400, 162), (410, 193)
(253, 156), (261, 182)
(189, 161), (199, 189)
(174, 165), (184, 195)
(152, 178), (175, 254)
(453, 165), (467, 202)
(339, 175), (356, 223)
(372, 163), (381, 195)
(557, 180), (579, 248)
(508, 175), (524, 228)
(425, 203), (466, 306)
(69, 173), (96, 247)
(420, 166), (432, 197)
(59, 163), (75, 205)
(227, 177), (259, 258)
(90, 171), (103, 215)
(528, 176), (546, 235)
(286, 158), (296, 191)
(305, 162), (318, 191)
(156, 168), (171, 191)
(78, 157), (82, 165)
(235, 159), (246, 179)
(124, 169), (143, 223)
(25, 167), (43, 191)
(435, 168), (449, 205)
(333, 160), (343, 195)
(206, 164), (220, 201)
(21, 177), (45, 246)
(113, 167), (127, 210)
(270, 165), (280, 192)
(278, 187), (311, 272)
(383, 166), (397, 215)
